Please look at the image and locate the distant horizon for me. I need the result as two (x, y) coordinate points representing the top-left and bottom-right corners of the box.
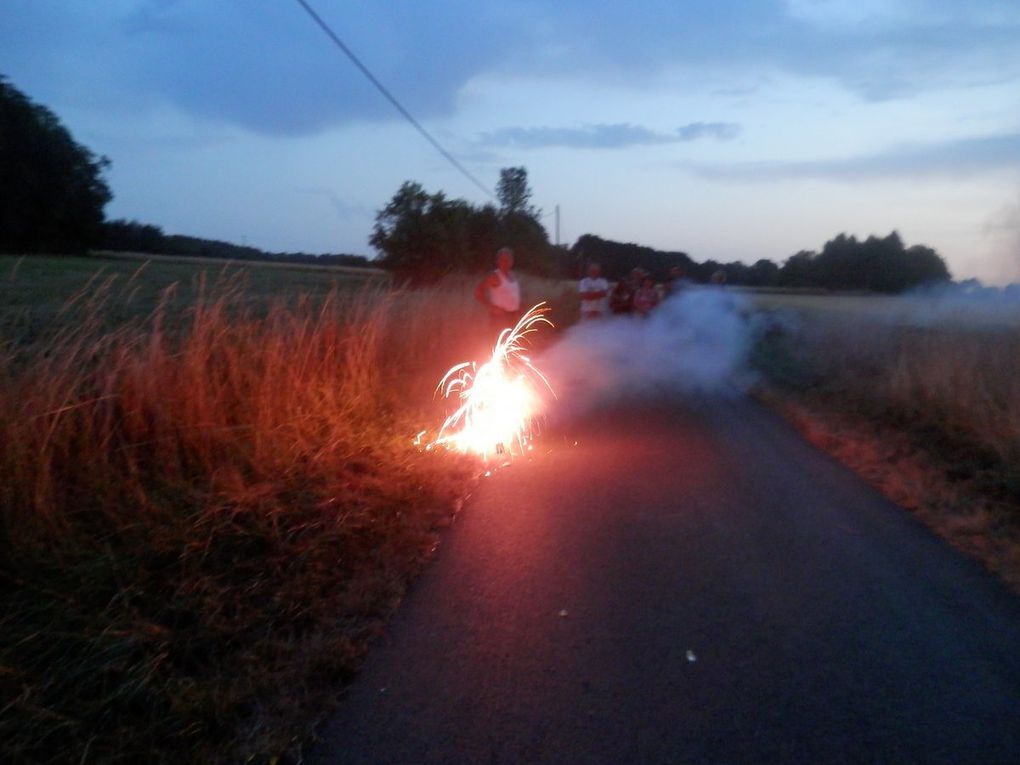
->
(127, 221), (1014, 290)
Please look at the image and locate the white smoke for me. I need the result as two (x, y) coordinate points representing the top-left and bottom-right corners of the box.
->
(983, 193), (1020, 285)
(538, 288), (757, 419)
(893, 280), (1020, 327)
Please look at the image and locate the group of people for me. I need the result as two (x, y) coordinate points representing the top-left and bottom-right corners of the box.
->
(473, 246), (698, 330)
(579, 263), (689, 320)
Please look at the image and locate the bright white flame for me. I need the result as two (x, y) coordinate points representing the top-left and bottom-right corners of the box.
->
(432, 303), (554, 459)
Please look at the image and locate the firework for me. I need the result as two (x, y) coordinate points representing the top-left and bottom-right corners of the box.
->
(431, 303), (554, 458)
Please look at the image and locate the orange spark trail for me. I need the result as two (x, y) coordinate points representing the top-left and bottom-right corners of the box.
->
(431, 303), (554, 459)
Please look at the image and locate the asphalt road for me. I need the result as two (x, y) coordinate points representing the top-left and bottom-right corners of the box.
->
(311, 396), (1020, 764)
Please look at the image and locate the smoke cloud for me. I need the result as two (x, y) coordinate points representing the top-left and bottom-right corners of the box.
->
(539, 289), (757, 420)
(984, 194), (1020, 285)
(895, 281), (1020, 327)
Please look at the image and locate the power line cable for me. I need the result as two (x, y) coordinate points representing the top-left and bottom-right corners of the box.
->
(293, 0), (495, 200)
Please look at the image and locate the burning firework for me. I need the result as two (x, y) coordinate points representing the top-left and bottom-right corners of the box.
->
(431, 303), (554, 459)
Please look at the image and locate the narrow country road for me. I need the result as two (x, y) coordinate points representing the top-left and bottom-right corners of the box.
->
(310, 396), (1020, 764)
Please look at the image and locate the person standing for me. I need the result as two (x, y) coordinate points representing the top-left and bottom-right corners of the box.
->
(475, 246), (522, 333)
(610, 267), (642, 315)
(661, 265), (690, 300)
(578, 262), (610, 320)
(633, 275), (660, 316)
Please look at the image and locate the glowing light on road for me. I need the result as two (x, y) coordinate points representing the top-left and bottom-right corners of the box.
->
(431, 303), (554, 459)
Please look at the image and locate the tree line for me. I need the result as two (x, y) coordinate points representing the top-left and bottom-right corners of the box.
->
(567, 231), (949, 291)
(101, 219), (372, 268)
(3, 72), (951, 292)
(370, 173), (950, 292)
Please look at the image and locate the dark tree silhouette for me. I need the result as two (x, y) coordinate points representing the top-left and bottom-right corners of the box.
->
(496, 166), (534, 217)
(569, 235), (692, 281)
(776, 250), (818, 287)
(103, 217), (372, 267)
(567, 231), (948, 293)
(777, 231), (950, 292)
(102, 219), (167, 254)
(371, 171), (553, 284)
(0, 75), (112, 253)
(748, 258), (780, 286)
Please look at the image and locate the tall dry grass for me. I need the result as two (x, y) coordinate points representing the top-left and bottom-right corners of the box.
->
(754, 304), (1020, 590)
(0, 270), (567, 763)
(3, 281), (431, 523)
(786, 316), (1020, 490)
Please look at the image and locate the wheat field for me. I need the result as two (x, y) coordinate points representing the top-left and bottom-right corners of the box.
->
(0, 255), (568, 763)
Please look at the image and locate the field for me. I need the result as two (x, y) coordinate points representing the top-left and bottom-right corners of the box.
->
(0, 254), (573, 764)
(1, 253), (388, 341)
(747, 288), (1020, 326)
(749, 289), (1020, 591)
(4, 257), (1018, 762)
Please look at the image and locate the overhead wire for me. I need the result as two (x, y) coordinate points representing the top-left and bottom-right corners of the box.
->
(293, 0), (496, 201)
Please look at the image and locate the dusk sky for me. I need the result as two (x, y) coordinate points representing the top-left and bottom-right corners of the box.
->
(2, 1), (1019, 282)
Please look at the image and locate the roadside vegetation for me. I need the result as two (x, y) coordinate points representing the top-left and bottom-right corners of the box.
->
(752, 294), (1020, 592)
(0, 254), (569, 764)
(4, 251), (1016, 762)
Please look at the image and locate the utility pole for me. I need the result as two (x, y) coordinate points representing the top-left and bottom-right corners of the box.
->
(555, 204), (560, 248)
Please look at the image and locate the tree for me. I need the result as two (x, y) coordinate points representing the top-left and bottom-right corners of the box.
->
(815, 232), (861, 290)
(776, 232), (950, 292)
(463, 203), (502, 267)
(497, 166), (534, 217)
(103, 219), (167, 254)
(748, 258), (780, 287)
(495, 167), (554, 273)
(901, 244), (950, 290)
(569, 234), (691, 281)
(0, 75), (112, 253)
(500, 210), (553, 275)
(370, 181), (458, 283)
(371, 172), (555, 284)
(777, 250), (818, 287)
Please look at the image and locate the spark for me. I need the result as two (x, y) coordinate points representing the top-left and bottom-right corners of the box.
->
(431, 303), (554, 459)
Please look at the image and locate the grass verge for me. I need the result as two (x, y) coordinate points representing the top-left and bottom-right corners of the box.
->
(0, 264), (574, 764)
(752, 308), (1020, 593)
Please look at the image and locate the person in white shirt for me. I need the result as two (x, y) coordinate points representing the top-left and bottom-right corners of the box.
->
(578, 262), (610, 320)
(474, 246), (522, 333)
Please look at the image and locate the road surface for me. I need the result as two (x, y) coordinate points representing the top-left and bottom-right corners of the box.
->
(311, 396), (1020, 764)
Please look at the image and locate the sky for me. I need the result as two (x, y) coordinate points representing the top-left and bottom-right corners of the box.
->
(2, 0), (1019, 283)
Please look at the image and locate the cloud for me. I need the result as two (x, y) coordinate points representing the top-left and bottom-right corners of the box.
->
(1, 0), (1018, 135)
(677, 122), (742, 141)
(0, 0), (521, 135)
(479, 122), (740, 150)
(114, 0), (508, 135)
(684, 132), (1020, 182)
(519, 0), (1020, 103)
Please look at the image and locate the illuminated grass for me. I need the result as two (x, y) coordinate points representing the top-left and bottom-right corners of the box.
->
(0, 264), (567, 763)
